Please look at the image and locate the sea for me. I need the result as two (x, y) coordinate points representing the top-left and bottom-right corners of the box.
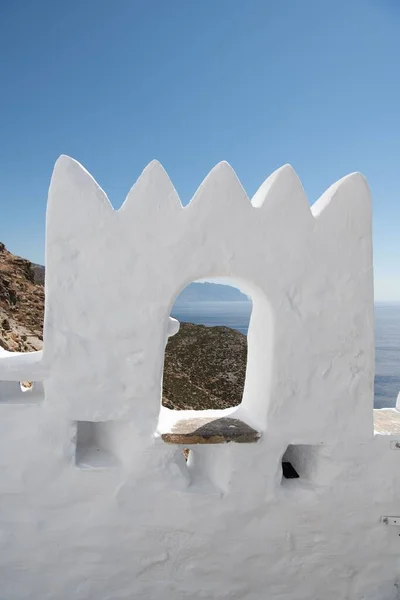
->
(171, 301), (400, 409)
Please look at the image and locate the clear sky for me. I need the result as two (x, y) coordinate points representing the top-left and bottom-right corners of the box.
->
(0, 0), (399, 300)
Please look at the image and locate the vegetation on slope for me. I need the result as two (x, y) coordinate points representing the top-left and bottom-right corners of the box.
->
(163, 322), (246, 410)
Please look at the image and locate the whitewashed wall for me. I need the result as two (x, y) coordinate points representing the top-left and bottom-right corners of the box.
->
(1, 156), (397, 600)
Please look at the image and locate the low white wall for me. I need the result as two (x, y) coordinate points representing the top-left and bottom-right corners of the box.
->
(0, 157), (395, 600)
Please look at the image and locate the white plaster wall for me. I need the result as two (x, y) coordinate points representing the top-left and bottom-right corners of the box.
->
(0, 157), (392, 600)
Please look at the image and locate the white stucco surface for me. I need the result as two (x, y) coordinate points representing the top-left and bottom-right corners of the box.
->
(0, 156), (397, 599)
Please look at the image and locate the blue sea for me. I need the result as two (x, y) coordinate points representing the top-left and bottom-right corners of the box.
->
(172, 301), (400, 409)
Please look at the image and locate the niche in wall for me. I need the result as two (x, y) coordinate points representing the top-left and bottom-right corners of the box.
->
(75, 421), (121, 469)
(281, 444), (320, 483)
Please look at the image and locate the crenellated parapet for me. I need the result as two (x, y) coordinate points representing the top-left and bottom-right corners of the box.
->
(0, 157), (391, 600)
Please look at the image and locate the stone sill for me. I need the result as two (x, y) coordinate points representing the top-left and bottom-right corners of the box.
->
(161, 416), (260, 445)
(158, 407), (260, 445)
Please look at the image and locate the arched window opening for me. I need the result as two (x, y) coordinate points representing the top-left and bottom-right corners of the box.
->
(158, 276), (273, 447)
(162, 279), (252, 412)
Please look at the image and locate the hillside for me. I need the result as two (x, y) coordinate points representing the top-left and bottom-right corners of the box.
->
(163, 322), (246, 410)
(31, 263), (45, 285)
(0, 244), (245, 410)
(0, 244), (44, 351)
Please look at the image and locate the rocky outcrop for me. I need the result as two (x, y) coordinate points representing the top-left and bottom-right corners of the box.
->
(0, 244), (44, 351)
(31, 263), (45, 285)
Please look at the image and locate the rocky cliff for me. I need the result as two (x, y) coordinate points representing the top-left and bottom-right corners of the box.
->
(0, 244), (44, 351)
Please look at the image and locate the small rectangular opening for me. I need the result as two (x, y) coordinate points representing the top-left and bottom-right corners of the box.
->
(75, 421), (120, 470)
(281, 444), (321, 484)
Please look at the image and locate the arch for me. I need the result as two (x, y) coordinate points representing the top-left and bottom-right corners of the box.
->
(161, 275), (274, 432)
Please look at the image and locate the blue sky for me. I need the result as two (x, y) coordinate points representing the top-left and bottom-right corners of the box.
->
(0, 0), (399, 300)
